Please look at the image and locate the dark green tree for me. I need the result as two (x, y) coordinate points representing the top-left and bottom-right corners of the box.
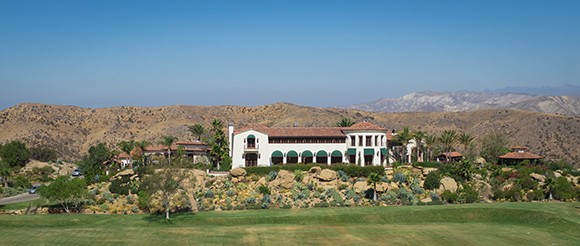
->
(209, 119), (231, 170)
(394, 127), (412, 163)
(412, 130), (426, 162)
(134, 140), (151, 164)
(424, 171), (441, 190)
(30, 147), (58, 162)
(336, 118), (355, 127)
(458, 132), (474, 153)
(79, 143), (113, 183)
(454, 160), (474, 182)
(0, 140), (30, 168)
(424, 134), (438, 162)
(38, 176), (88, 213)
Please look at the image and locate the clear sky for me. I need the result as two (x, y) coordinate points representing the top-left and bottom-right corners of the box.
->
(1, 0), (579, 109)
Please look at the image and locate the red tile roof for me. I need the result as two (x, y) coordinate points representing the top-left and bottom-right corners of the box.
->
(498, 152), (543, 160)
(439, 151), (463, 158)
(234, 122), (387, 137)
(510, 146), (529, 151)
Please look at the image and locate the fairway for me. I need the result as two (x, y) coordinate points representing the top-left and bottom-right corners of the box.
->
(1, 202), (578, 245)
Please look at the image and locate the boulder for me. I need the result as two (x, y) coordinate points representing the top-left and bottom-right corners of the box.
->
(421, 197), (432, 203)
(257, 177), (267, 186)
(475, 157), (486, 165)
(501, 167), (514, 172)
(308, 166), (322, 175)
(353, 181), (370, 193)
(385, 169), (394, 176)
(230, 168), (247, 177)
(439, 176), (458, 193)
(529, 173), (546, 183)
(317, 169), (337, 182)
(272, 170), (295, 190)
(554, 171), (562, 178)
(375, 183), (389, 192)
(388, 182), (399, 190)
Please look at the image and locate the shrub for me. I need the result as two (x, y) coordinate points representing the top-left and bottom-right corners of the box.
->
(258, 185), (270, 195)
(109, 176), (131, 195)
(458, 184), (479, 203)
(267, 171), (278, 182)
(526, 189), (545, 201)
(515, 172), (538, 191)
(245, 164), (384, 177)
(204, 189), (215, 198)
(424, 171), (441, 190)
(505, 185), (523, 202)
(30, 147), (58, 162)
(397, 189), (415, 205)
(225, 189), (236, 197)
(393, 172), (407, 184)
(338, 183), (349, 190)
(380, 191), (398, 205)
(441, 190), (458, 204)
(293, 170), (305, 182)
(553, 177), (576, 201)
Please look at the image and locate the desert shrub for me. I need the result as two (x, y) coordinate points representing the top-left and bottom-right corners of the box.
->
(413, 162), (441, 168)
(258, 185), (270, 195)
(393, 172), (407, 184)
(410, 180), (424, 195)
(337, 170), (350, 182)
(245, 164), (383, 177)
(137, 190), (152, 211)
(526, 189), (545, 201)
(293, 170), (305, 182)
(458, 184), (479, 203)
(505, 185), (523, 202)
(515, 172), (538, 191)
(338, 183), (349, 190)
(397, 189), (415, 205)
(261, 195), (271, 209)
(493, 188), (506, 201)
(553, 177), (576, 201)
(345, 189), (356, 200)
(267, 171), (278, 182)
(430, 192), (441, 203)
(424, 171), (441, 190)
(441, 190), (458, 204)
(204, 189), (215, 198)
(109, 176), (131, 195)
(380, 191), (398, 205)
(225, 189), (236, 197)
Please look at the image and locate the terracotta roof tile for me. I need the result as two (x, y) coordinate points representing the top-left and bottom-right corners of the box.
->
(498, 152), (543, 160)
(348, 122), (386, 131)
(234, 122), (387, 137)
(440, 151), (463, 158)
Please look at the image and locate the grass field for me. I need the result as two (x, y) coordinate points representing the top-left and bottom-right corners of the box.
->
(1, 202), (578, 245)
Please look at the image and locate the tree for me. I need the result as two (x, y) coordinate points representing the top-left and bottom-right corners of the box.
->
(79, 143), (113, 183)
(424, 134), (438, 162)
(0, 163), (12, 188)
(160, 136), (178, 165)
(117, 140), (136, 168)
(0, 140), (30, 168)
(543, 177), (555, 200)
(336, 118), (355, 127)
(480, 132), (510, 164)
(438, 130), (458, 162)
(394, 127), (412, 163)
(424, 171), (441, 190)
(367, 172), (382, 201)
(412, 131), (426, 162)
(188, 124), (205, 141)
(209, 119), (231, 170)
(458, 132), (474, 153)
(140, 168), (185, 219)
(38, 176), (88, 213)
(134, 140), (151, 164)
(454, 160), (474, 182)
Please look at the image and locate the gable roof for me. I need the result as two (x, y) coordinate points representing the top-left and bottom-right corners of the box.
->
(498, 152), (543, 160)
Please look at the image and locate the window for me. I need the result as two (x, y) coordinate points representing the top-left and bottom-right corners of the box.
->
(366, 136), (372, 146)
(350, 136), (355, 146)
(359, 136), (363, 146)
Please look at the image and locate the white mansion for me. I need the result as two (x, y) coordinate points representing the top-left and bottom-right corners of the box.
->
(228, 122), (391, 168)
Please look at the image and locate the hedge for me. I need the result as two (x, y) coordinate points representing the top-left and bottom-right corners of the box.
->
(244, 164), (385, 177)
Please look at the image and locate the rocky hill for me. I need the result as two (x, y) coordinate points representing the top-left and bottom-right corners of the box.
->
(0, 103), (579, 164)
(350, 91), (580, 116)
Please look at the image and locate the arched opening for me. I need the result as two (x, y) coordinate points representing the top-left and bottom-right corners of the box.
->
(245, 153), (258, 167)
(331, 150), (343, 164)
(316, 150), (328, 164)
(302, 150), (313, 164)
(271, 150), (283, 165)
(246, 134), (256, 148)
(287, 150), (298, 164)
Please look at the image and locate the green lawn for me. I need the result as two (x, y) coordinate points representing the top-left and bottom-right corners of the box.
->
(1, 202), (578, 245)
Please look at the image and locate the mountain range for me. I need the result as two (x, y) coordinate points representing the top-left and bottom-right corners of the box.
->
(350, 91), (580, 115)
(0, 103), (578, 165)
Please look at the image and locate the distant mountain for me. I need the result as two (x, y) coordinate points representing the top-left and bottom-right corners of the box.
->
(488, 84), (580, 96)
(350, 91), (580, 115)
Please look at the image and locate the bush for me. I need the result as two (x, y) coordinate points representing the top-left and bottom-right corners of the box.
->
(526, 189), (545, 201)
(458, 184), (479, 203)
(258, 185), (270, 195)
(553, 177), (576, 201)
(393, 172), (407, 184)
(245, 164), (383, 177)
(505, 185), (523, 202)
(204, 189), (215, 198)
(267, 171), (278, 182)
(441, 190), (458, 204)
(424, 171), (441, 190)
(137, 190), (152, 211)
(413, 162), (441, 168)
(109, 175), (131, 195)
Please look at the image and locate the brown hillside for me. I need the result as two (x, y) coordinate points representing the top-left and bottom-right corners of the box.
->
(0, 103), (578, 164)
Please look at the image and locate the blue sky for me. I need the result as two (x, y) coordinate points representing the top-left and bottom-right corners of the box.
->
(1, 0), (579, 109)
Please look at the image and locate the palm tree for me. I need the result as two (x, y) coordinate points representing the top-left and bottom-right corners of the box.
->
(336, 118), (355, 127)
(188, 124), (205, 141)
(438, 130), (458, 162)
(367, 172), (382, 201)
(424, 134), (438, 162)
(412, 130), (426, 162)
(458, 132), (474, 153)
(0, 165), (12, 188)
(160, 136), (178, 165)
(117, 140), (135, 168)
(209, 119), (229, 170)
(394, 127), (412, 163)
